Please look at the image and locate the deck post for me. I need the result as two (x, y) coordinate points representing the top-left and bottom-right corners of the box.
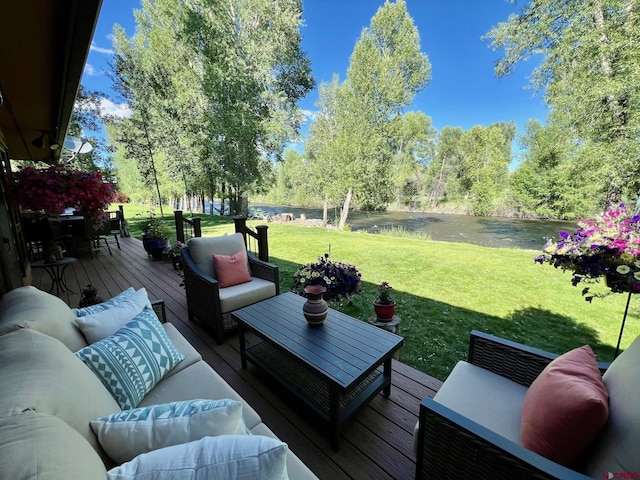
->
(174, 210), (185, 243)
(256, 225), (269, 262)
(234, 216), (248, 246)
(192, 217), (202, 238)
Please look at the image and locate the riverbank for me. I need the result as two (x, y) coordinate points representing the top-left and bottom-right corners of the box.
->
(249, 203), (578, 251)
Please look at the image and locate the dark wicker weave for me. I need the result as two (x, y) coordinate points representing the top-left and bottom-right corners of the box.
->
(150, 299), (166, 323)
(415, 330), (609, 480)
(182, 247), (279, 344)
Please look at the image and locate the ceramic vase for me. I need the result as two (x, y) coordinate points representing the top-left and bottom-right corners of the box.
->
(303, 285), (328, 325)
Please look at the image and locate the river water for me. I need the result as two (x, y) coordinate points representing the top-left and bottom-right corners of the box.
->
(250, 204), (579, 251)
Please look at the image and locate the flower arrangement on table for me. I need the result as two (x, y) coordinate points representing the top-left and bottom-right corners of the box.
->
(292, 249), (362, 304)
(12, 164), (115, 222)
(534, 203), (640, 300)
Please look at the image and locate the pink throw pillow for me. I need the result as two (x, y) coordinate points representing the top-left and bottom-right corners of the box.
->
(212, 250), (251, 288)
(521, 345), (608, 466)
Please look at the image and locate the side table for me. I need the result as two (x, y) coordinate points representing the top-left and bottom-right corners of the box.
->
(368, 315), (402, 359)
(31, 257), (77, 294)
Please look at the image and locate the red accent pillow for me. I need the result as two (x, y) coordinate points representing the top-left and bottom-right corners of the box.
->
(521, 345), (608, 466)
(212, 250), (251, 288)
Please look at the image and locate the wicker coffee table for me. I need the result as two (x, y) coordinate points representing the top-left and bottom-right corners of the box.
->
(232, 292), (404, 450)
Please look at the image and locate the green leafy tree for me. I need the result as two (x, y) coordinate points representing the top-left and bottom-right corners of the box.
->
(305, 0), (430, 218)
(109, 0), (313, 215)
(485, 0), (640, 207)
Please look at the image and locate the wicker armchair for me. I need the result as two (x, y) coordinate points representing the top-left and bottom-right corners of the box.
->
(415, 331), (613, 480)
(182, 233), (279, 344)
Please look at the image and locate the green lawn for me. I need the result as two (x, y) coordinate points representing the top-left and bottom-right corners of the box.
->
(120, 204), (640, 381)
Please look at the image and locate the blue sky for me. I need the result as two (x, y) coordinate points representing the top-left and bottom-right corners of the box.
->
(83, 0), (548, 155)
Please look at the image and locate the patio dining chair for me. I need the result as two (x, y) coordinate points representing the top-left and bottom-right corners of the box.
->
(182, 232), (280, 344)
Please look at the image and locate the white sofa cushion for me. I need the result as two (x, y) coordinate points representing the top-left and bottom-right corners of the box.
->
(0, 411), (107, 480)
(76, 288), (152, 344)
(0, 328), (121, 460)
(161, 323), (202, 377)
(139, 360), (262, 430)
(106, 435), (289, 480)
(218, 277), (277, 313)
(583, 335), (640, 477)
(188, 233), (247, 279)
(75, 307), (185, 410)
(0, 285), (87, 351)
(91, 399), (247, 463)
(433, 361), (528, 445)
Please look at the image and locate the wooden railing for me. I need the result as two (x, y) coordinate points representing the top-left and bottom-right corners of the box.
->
(174, 210), (202, 244)
(233, 217), (269, 262)
(173, 211), (269, 262)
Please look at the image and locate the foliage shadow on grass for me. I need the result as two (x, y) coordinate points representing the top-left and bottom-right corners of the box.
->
(273, 253), (618, 381)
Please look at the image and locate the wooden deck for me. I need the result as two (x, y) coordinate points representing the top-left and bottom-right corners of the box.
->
(30, 236), (442, 480)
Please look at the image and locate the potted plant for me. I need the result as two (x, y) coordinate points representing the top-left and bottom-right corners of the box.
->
(292, 248), (362, 305)
(139, 210), (171, 260)
(163, 240), (185, 270)
(373, 281), (396, 321)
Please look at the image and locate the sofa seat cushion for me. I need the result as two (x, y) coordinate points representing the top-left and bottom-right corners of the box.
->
(521, 345), (608, 466)
(0, 328), (121, 460)
(584, 335), (640, 476)
(0, 285), (87, 351)
(106, 435), (289, 480)
(0, 411), (107, 480)
(219, 277), (277, 313)
(433, 361), (528, 445)
(75, 307), (185, 410)
(162, 322), (202, 377)
(188, 233), (247, 279)
(91, 399), (247, 464)
(138, 360), (262, 430)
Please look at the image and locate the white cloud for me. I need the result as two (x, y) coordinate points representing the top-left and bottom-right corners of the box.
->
(99, 98), (132, 119)
(90, 42), (114, 55)
(84, 63), (97, 76)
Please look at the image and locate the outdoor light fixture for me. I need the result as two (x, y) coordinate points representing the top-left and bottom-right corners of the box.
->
(31, 132), (61, 150)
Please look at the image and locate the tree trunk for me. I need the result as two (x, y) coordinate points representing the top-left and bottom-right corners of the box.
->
(322, 194), (329, 227)
(338, 189), (352, 231)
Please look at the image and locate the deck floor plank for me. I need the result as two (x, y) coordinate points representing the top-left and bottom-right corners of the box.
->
(30, 235), (441, 480)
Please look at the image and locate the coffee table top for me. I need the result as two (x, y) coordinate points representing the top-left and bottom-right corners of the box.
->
(232, 292), (404, 390)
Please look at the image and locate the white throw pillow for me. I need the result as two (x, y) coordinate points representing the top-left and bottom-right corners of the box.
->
(73, 287), (136, 317)
(107, 435), (289, 480)
(76, 288), (152, 344)
(91, 399), (248, 463)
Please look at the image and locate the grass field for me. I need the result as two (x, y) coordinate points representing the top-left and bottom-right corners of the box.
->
(121, 204), (640, 380)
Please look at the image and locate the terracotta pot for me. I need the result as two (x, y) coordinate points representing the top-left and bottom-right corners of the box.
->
(373, 302), (396, 322)
(303, 285), (328, 325)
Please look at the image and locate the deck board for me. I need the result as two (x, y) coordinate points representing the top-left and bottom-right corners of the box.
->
(31, 235), (442, 480)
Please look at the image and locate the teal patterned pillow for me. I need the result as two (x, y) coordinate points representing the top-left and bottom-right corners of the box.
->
(75, 307), (184, 410)
(73, 287), (136, 317)
(91, 399), (247, 463)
